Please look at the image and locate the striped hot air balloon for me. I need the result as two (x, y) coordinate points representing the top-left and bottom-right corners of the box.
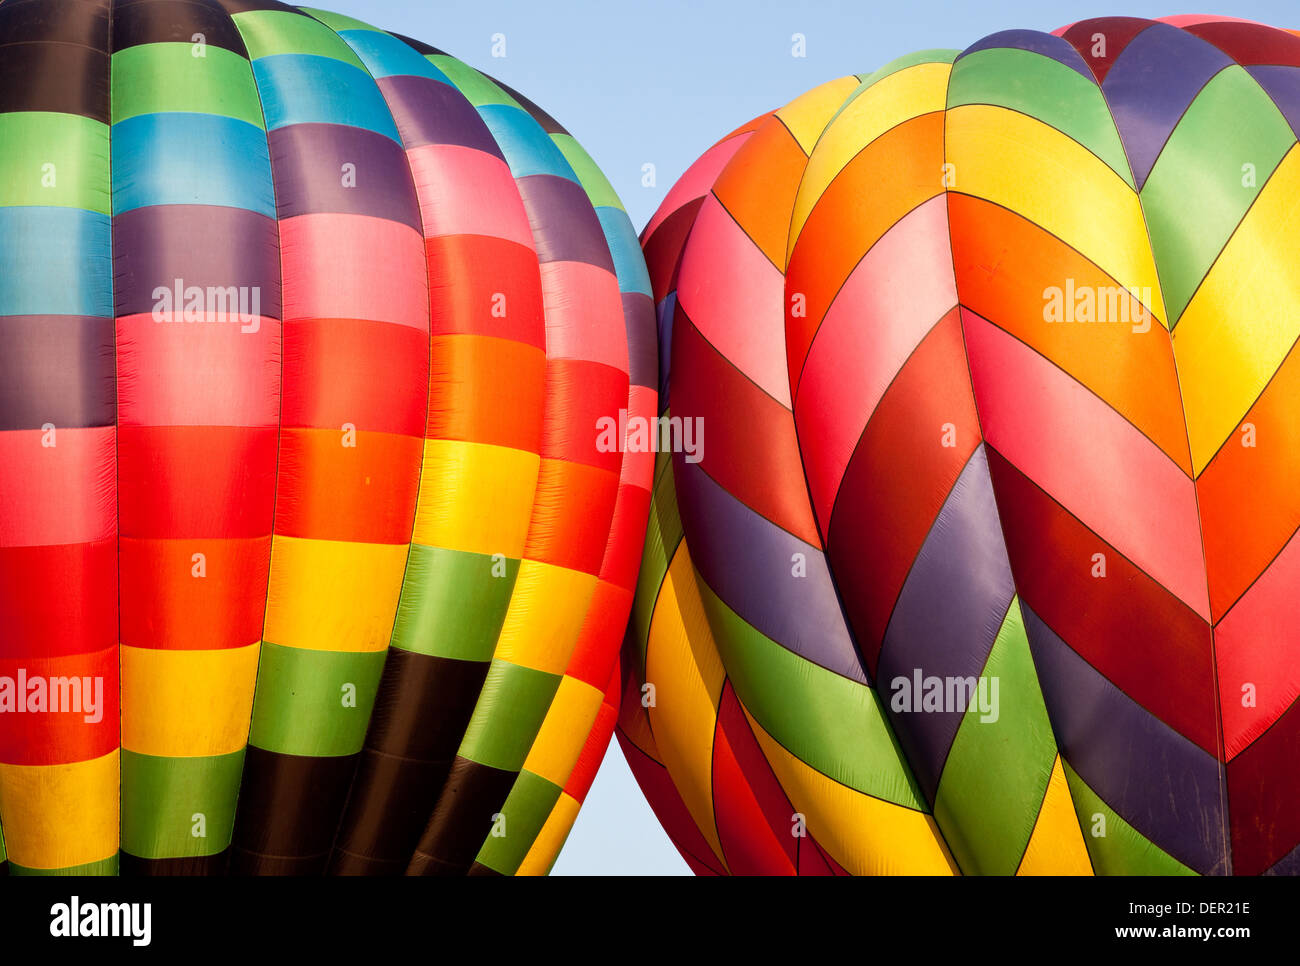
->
(621, 14), (1300, 876)
(0, 0), (654, 876)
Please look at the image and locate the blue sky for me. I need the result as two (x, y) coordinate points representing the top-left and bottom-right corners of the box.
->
(324, 0), (1299, 875)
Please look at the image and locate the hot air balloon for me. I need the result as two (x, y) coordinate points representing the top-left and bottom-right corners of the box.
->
(0, 0), (655, 876)
(621, 14), (1300, 876)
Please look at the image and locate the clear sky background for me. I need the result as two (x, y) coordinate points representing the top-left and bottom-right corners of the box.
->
(322, 0), (1299, 874)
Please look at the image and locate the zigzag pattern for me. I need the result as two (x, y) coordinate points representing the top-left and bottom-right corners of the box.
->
(620, 14), (1300, 876)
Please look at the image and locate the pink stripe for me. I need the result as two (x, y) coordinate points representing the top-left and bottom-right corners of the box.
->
(619, 383), (658, 488)
(795, 196), (957, 528)
(1160, 14), (1266, 27)
(116, 313), (281, 427)
(642, 132), (753, 239)
(0, 427), (116, 546)
(540, 260), (627, 371)
(963, 309), (1210, 620)
(280, 213), (429, 330)
(1216, 527), (1300, 759)
(676, 194), (790, 406)
(406, 144), (535, 247)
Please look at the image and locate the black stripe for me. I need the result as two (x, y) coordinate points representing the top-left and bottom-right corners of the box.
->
(329, 650), (489, 874)
(230, 746), (359, 876)
(111, 0), (249, 55)
(406, 757), (517, 876)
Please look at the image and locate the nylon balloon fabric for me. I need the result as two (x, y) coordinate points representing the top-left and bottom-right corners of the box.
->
(620, 14), (1300, 876)
(0, 0), (655, 876)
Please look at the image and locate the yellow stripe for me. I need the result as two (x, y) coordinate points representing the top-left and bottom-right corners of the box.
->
(745, 709), (957, 875)
(789, 62), (953, 256)
(517, 791), (581, 876)
(1174, 145), (1300, 474)
(522, 675), (604, 785)
(945, 104), (1167, 325)
(1017, 754), (1093, 875)
(775, 74), (862, 154)
(0, 750), (118, 870)
(493, 560), (596, 674)
(121, 642), (260, 757)
(644, 542), (728, 868)
(263, 535), (407, 652)
(411, 439), (539, 556)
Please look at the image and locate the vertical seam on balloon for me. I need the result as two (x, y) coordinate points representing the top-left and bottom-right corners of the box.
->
(108, 0), (122, 871)
(513, 139), (646, 872)
(1120, 28), (1230, 875)
(939, 56), (1075, 876)
(772, 84), (941, 865)
(401, 61), (553, 874)
(313, 17), (439, 873)
(225, 0), (287, 870)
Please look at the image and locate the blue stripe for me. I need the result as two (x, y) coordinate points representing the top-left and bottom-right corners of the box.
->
(339, 29), (451, 83)
(112, 113), (276, 217)
(478, 104), (576, 181)
(252, 54), (401, 143)
(596, 207), (652, 297)
(0, 208), (112, 317)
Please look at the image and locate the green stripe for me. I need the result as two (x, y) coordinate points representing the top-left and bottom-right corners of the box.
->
(630, 452), (682, 659)
(947, 48), (1134, 189)
(0, 113), (111, 211)
(121, 749), (244, 859)
(247, 642), (386, 756)
(9, 854), (118, 876)
(458, 659), (560, 770)
(297, 7), (381, 33)
(232, 9), (367, 68)
(697, 577), (928, 810)
(1062, 760), (1197, 875)
(473, 770), (562, 874)
(553, 134), (624, 211)
(390, 545), (519, 661)
(427, 56), (519, 109)
(1142, 65), (1296, 326)
(933, 596), (1058, 874)
(111, 43), (266, 126)
(835, 49), (959, 124)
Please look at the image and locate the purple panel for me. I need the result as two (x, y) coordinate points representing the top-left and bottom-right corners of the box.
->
(268, 123), (422, 233)
(674, 456), (868, 685)
(657, 292), (677, 407)
(622, 291), (657, 391)
(516, 173), (615, 271)
(112, 205), (281, 319)
(1021, 603), (1228, 875)
(875, 445), (1016, 804)
(0, 315), (115, 430)
(376, 74), (504, 158)
(1248, 65), (1300, 139)
(1264, 841), (1300, 876)
(960, 28), (1094, 79)
(1102, 23), (1233, 189)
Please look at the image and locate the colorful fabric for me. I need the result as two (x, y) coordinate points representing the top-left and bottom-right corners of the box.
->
(0, 0), (654, 876)
(621, 15), (1300, 876)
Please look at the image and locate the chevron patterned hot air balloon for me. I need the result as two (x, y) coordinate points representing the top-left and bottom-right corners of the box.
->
(0, 0), (654, 876)
(620, 14), (1300, 876)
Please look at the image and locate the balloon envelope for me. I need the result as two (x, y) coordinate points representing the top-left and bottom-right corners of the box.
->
(0, 0), (655, 876)
(621, 14), (1300, 876)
